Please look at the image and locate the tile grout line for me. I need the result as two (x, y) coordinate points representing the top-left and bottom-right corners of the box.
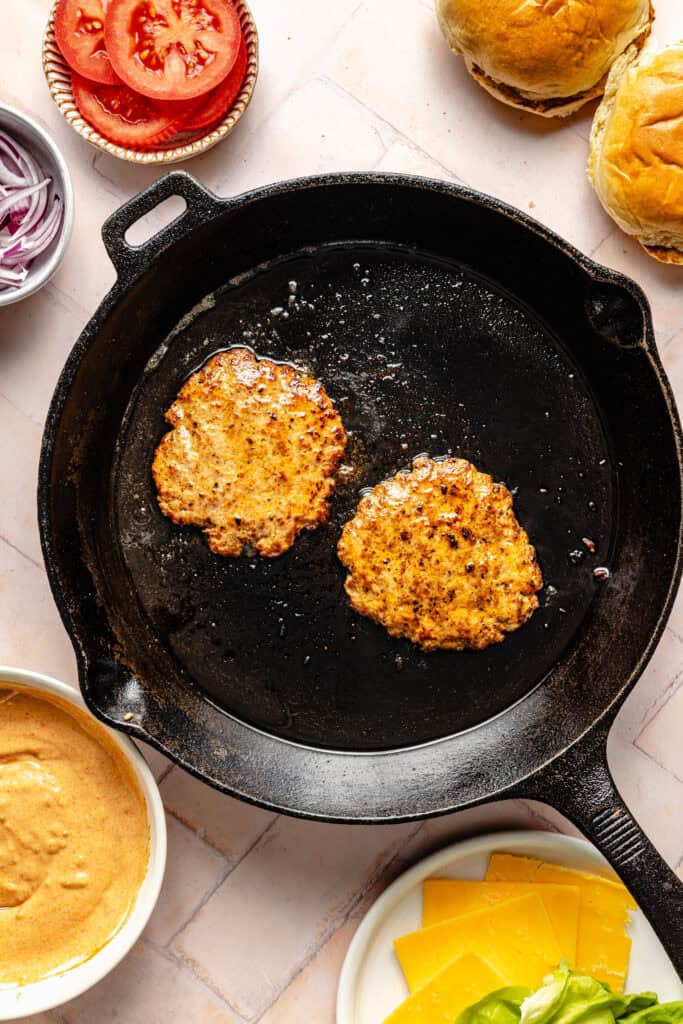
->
(141, 937), (249, 1024)
(169, 944), (250, 1020)
(311, 0), (371, 74)
(516, 798), (566, 834)
(633, 731), (683, 791)
(153, 760), (175, 785)
(250, 821), (425, 1023)
(629, 663), (683, 743)
(0, 533), (44, 571)
(0, 388), (46, 430)
(43, 280), (91, 322)
(588, 225), (617, 258)
(90, 151), (138, 201)
(212, 0), (367, 199)
(659, 325), (683, 351)
(319, 73), (467, 185)
(163, 787), (279, 864)
(161, 813), (280, 950)
(174, 821), (424, 1024)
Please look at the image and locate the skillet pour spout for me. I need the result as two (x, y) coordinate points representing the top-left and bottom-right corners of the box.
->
(38, 171), (683, 979)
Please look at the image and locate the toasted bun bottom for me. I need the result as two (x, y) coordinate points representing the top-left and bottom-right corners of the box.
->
(466, 60), (604, 117)
(642, 243), (683, 266)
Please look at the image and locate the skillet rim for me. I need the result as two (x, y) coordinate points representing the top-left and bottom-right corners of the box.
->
(37, 171), (683, 821)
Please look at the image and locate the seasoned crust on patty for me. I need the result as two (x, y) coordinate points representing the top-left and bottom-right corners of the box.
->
(337, 456), (542, 652)
(152, 347), (347, 558)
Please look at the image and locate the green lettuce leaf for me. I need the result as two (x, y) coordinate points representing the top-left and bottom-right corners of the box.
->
(518, 966), (656, 1024)
(617, 996), (671, 1018)
(454, 964), (679, 1024)
(455, 986), (532, 1024)
(619, 1004), (683, 1024)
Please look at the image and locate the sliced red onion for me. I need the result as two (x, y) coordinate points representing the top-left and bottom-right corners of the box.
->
(0, 146), (25, 187)
(0, 180), (49, 223)
(0, 265), (28, 287)
(0, 129), (63, 292)
(0, 199), (63, 265)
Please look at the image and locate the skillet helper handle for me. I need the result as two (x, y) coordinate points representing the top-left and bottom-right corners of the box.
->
(101, 171), (224, 281)
(517, 726), (683, 979)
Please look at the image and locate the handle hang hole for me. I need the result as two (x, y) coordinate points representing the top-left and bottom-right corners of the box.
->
(124, 194), (188, 249)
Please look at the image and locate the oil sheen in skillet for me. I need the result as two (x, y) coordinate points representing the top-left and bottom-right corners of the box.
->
(0, 686), (149, 986)
(114, 243), (614, 751)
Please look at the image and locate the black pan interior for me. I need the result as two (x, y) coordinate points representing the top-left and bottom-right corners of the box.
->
(114, 242), (613, 751)
(40, 177), (682, 813)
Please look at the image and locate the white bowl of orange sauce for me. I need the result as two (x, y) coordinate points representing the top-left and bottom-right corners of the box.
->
(0, 666), (167, 1019)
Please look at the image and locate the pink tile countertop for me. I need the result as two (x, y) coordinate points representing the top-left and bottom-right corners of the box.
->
(1, 1), (683, 1021)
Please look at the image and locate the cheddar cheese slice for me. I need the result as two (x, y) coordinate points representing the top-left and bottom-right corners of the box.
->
(486, 853), (634, 993)
(422, 880), (580, 964)
(394, 892), (562, 993)
(383, 952), (506, 1024)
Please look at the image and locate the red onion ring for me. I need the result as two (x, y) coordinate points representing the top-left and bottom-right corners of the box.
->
(0, 129), (64, 292)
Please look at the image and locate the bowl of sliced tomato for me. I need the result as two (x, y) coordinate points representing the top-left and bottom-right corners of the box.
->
(43, 0), (258, 164)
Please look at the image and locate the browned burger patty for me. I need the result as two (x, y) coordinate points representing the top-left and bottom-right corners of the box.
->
(337, 456), (543, 651)
(152, 347), (347, 557)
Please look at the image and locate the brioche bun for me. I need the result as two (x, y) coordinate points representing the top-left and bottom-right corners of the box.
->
(435, 0), (653, 117)
(589, 42), (683, 264)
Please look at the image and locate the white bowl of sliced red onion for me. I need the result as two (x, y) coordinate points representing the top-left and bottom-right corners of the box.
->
(0, 103), (73, 305)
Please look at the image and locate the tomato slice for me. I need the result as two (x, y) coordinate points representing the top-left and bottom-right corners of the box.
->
(71, 72), (187, 147)
(105, 0), (242, 102)
(183, 32), (246, 132)
(54, 0), (118, 85)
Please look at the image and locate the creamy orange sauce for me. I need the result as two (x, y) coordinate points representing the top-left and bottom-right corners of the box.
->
(0, 686), (150, 986)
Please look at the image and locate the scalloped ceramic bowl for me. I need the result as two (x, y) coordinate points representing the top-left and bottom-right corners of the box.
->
(0, 667), (167, 1020)
(42, 0), (258, 165)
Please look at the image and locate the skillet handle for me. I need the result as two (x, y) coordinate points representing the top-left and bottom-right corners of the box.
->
(515, 724), (683, 979)
(101, 171), (224, 281)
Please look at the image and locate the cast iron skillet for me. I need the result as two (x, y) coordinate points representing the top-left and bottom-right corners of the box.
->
(39, 171), (683, 969)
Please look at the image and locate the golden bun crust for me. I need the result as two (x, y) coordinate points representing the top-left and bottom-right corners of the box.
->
(589, 42), (683, 264)
(435, 0), (652, 117)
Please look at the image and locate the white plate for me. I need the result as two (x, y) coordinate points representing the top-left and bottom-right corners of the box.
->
(337, 830), (683, 1024)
